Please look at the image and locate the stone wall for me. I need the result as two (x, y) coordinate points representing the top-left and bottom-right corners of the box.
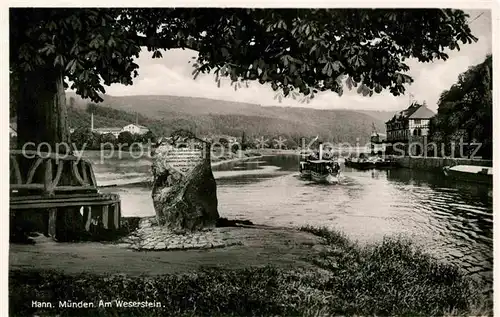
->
(394, 156), (493, 171)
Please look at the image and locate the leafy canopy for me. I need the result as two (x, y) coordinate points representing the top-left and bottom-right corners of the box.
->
(10, 8), (477, 102)
(430, 55), (492, 158)
(70, 127), (98, 148)
(117, 131), (134, 144)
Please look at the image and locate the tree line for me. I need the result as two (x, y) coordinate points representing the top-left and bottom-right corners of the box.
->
(70, 128), (156, 150)
(64, 102), (382, 147)
(215, 133), (300, 151)
(428, 55), (492, 159)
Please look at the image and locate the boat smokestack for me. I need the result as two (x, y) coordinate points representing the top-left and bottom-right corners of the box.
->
(319, 142), (323, 160)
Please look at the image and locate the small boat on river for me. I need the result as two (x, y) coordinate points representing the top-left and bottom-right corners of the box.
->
(299, 143), (340, 184)
(309, 160), (341, 184)
(344, 157), (375, 170)
(443, 165), (492, 185)
(345, 155), (397, 170)
(373, 157), (398, 169)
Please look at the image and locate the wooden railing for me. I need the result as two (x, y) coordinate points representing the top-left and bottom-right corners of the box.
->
(10, 150), (121, 241)
(10, 150), (98, 196)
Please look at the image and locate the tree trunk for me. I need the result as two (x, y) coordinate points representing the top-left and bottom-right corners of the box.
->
(14, 68), (83, 241)
(17, 68), (70, 152)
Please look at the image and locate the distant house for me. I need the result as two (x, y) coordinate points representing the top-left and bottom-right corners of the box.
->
(370, 121), (387, 145)
(369, 131), (387, 154)
(370, 132), (387, 144)
(83, 113), (150, 137)
(122, 124), (150, 135)
(385, 102), (435, 156)
(368, 122), (387, 154)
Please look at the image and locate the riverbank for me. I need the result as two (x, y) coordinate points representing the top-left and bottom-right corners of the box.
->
(98, 150), (265, 187)
(9, 224), (490, 316)
(394, 156), (492, 171)
(252, 148), (300, 155)
(210, 150), (264, 166)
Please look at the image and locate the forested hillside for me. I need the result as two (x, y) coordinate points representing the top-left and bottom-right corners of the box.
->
(429, 55), (492, 159)
(66, 93), (393, 144)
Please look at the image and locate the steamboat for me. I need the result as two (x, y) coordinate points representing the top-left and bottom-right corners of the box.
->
(299, 143), (340, 184)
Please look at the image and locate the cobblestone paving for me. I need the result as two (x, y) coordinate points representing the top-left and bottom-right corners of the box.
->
(117, 217), (243, 251)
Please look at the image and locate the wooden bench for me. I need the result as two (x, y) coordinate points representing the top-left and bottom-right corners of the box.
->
(10, 150), (121, 241)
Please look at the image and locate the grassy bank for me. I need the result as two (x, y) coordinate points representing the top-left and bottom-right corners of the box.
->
(299, 226), (491, 315)
(9, 226), (491, 316)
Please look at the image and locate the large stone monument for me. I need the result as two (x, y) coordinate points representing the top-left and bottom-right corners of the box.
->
(151, 130), (219, 231)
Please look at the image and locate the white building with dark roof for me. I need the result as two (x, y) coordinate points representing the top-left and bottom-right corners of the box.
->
(385, 102), (436, 156)
(87, 113), (151, 137)
(406, 103), (436, 137)
(122, 124), (150, 135)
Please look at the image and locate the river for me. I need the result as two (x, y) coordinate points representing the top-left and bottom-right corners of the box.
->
(87, 151), (492, 288)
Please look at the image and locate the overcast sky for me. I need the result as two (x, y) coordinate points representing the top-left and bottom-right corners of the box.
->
(101, 9), (491, 112)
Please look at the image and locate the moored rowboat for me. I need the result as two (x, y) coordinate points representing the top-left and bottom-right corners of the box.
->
(344, 158), (375, 170)
(345, 156), (397, 170)
(443, 165), (492, 185)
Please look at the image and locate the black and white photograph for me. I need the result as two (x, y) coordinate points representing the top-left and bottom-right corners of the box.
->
(7, 3), (496, 316)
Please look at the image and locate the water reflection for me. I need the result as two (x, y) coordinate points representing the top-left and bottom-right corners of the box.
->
(215, 155), (493, 288)
(88, 152), (492, 288)
(212, 154), (300, 172)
